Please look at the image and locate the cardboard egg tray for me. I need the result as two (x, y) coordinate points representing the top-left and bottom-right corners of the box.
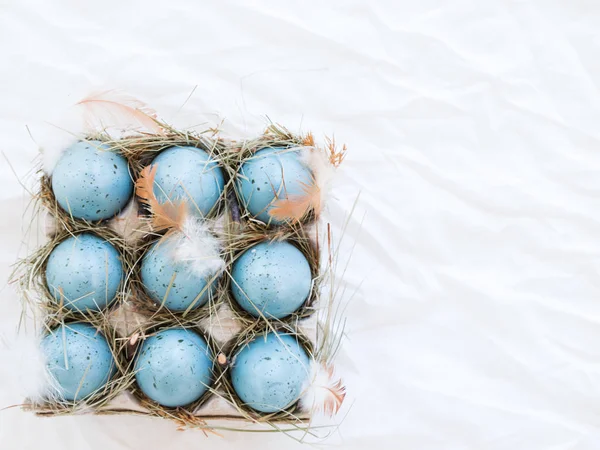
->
(17, 124), (345, 432)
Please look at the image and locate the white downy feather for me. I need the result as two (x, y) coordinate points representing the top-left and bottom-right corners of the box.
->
(170, 216), (226, 279)
(300, 146), (337, 209)
(0, 330), (62, 405)
(300, 359), (346, 417)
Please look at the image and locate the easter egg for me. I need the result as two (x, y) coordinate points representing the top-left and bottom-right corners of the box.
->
(150, 146), (224, 218)
(237, 147), (313, 224)
(41, 322), (116, 401)
(52, 140), (133, 221)
(231, 241), (312, 319)
(140, 236), (219, 312)
(134, 328), (213, 407)
(45, 233), (124, 312)
(231, 332), (310, 413)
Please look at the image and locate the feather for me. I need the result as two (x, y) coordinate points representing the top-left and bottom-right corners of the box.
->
(170, 216), (225, 279)
(268, 181), (321, 223)
(301, 146), (336, 195)
(0, 330), (62, 405)
(135, 165), (187, 233)
(300, 361), (346, 417)
(76, 90), (164, 135)
(39, 90), (165, 174)
(268, 137), (345, 222)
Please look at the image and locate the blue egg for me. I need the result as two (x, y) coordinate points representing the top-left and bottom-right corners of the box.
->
(41, 322), (116, 401)
(237, 147), (313, 225)
(232, 241), (312, 319)
(140, 236), (219, 312)
(134, 328), (213, 407)
(150, 146), (224, 218)
(231, 332), (310, 413)
(45, 233), (124, 312)
(52, 140), (133, 221)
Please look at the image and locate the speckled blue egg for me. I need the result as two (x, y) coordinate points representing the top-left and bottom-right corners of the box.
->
(52, 140), (133, 221)
(140, 236), (219, 312)
(41, 322), (116, 401)
(150, 146), (224, 218)
(232, 241), (312, 319)
(134, 328), (213, 407)
(45, 233), (124, 312)
(237, 147), (313, 225)
(231, 332), (310, 413)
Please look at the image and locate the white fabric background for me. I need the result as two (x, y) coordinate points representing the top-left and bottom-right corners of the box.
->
(2, 0), (600, 448)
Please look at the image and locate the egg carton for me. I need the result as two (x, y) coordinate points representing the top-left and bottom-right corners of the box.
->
(13, 95), (347, 435)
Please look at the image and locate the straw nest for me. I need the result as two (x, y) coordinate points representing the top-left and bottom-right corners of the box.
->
(25, 319), (136, 416)
(36, 134), (115, 234)
(222, 221), (321, 327)
(124, 323), (223, 421)
(12, 225), (135, 329)
(218, 322), (314, 422)
(127, 232), (227, 328)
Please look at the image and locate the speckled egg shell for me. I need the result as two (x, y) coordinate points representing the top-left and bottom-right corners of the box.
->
(134, 328), (213, 407)
(41, 322), (116, 401)
(236, 147), (313, 225)
(45, 233), (124, 312)
(150, 146), (224, 218)
(231, 332), (310, 413)
(140, 237), (219, 312)
(231, 241), (312, 319)
(51, 140), (133, 221)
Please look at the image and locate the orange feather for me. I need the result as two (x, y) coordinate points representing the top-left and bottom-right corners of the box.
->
(268, 181), (321, 223)
(136, 165), (187, 232)
(301, 362), (347, 417)
(77, 90), (165, 134)
(323, 377), (346, 416)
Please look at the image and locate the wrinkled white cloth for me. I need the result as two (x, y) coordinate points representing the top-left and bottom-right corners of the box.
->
(2, 1), (600, 449)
